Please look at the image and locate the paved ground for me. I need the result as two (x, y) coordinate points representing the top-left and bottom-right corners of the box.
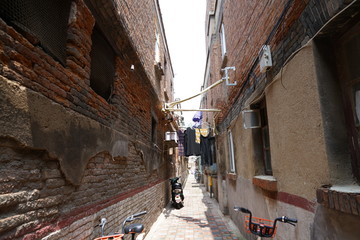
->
(144, 174), (246, 240)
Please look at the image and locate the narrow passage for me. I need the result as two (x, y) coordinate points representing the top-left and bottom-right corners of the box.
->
(145, 174), (245, 240)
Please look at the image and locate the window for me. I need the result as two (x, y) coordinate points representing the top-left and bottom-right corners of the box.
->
(253, 99), (272, 175)
(220, 22), (227, 59)
(228, 130), (235, 173)
(89, 25), (116, 101)
(260, 102), (272, 175)
(0, 0), (73, 65)
(336, 21), (360, 182)
(155, 32), (160, 63)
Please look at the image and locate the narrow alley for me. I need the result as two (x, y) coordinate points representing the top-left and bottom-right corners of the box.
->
(1, 1), (360, 240)
(144, 174), (244, 240)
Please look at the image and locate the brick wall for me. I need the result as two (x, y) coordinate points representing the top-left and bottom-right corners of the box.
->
(110, 0), (174, 100)
(0, 143), (171, 240)
(317, 187), (360, 216)
(0, 0), (175, 239)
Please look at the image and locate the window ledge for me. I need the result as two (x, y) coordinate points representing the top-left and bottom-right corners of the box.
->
(252, 175), (278, 192)
(317, 185), (360, 216)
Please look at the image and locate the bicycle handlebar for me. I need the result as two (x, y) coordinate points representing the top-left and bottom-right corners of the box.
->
(132, 211), (147, 218)
(234, 206), (251, 214)
(284, 216), (297, 223)
(234, 206), (297, 237)
(276, 216), (297, 226)
(122, 211), (148, 233)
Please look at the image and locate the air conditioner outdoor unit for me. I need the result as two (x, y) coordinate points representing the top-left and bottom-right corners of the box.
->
(165, 131), (177, 141)
(242, 110), (261, 129)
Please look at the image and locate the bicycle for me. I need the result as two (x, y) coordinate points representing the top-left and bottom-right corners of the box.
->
(233, 207), (297, 239)
(94, 211), (147, 240)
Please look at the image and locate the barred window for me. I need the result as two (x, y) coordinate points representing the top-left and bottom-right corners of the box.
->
(0, 0), (73, 65)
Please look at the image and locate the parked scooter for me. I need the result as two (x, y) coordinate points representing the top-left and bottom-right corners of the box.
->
(169, 177), (184, 209)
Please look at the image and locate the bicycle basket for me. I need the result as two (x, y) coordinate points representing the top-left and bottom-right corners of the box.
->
(244, 216), (277, 238)
(94, 233), (124, 240)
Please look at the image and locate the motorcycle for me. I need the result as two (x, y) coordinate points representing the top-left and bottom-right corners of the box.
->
(169, 177), (184, 209)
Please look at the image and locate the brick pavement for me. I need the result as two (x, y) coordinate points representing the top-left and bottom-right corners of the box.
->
(144, 174), (246, 240)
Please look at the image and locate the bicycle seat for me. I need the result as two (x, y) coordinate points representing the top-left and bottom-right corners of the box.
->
(124, 223), (144, 234)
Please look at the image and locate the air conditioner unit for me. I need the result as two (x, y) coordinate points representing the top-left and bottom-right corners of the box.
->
(259, 45), (272, 73)
(165, 131), (177, 141)
(242, 110), (261, 129)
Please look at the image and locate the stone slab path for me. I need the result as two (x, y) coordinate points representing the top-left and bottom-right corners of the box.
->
(144, 174), (246, 240)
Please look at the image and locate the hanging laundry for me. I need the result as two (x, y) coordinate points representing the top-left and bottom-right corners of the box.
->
(195, 128), (209, 144)
(200, 128), (209, 137)
(200, 129), (215, 166)
(177, 129), (185, 156)
(184, 127), (201, 156)
(192, 111), (203, 122)
(195, 128), (201, 143)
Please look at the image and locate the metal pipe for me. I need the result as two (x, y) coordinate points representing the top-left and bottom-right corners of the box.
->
(166, 78), (225, 108)
(165, 108), (221, 112)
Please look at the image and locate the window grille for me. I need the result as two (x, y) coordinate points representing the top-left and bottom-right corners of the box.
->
(0, 0), (73, 65)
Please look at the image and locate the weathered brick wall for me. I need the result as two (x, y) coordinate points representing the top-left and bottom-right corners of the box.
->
(0, 143), (170, 240)
(0, 0), (175, 239)
(114, 0), (173, 100)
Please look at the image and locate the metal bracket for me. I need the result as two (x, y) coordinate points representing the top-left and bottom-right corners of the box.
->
(222, 66), (236, 86)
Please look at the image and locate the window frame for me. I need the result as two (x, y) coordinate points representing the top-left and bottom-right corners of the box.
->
(335, 21), (360, 182)
(220, 22), (227, 59)
(260, 100), (272, 175)
(228, 129), (236, 173)
(155, 31), (161, 63)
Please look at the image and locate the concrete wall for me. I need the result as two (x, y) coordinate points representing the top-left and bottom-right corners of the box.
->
(265, 43), (329, 200)
(0, 0), (177, 239)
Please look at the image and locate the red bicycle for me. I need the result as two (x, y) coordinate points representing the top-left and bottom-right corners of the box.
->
(234, 207), (297, 239)
(94, 211), (147, 240)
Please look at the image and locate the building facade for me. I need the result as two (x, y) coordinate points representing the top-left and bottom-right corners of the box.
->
(0, 0), (180, 239)
(202, 0), (360, 239)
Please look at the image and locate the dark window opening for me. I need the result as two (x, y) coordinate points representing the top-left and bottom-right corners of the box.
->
(253, 99), (272, 175)
(89, 25), (116, 101)
(335, 21), (360, 182)
(0, 0), (73, 65)
(151, 116), (157, 143)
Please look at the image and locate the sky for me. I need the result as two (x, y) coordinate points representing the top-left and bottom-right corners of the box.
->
(159, 0), (207, 125)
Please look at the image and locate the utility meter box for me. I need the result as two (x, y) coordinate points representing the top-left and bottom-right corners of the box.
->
(259, 45), (272, 73)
